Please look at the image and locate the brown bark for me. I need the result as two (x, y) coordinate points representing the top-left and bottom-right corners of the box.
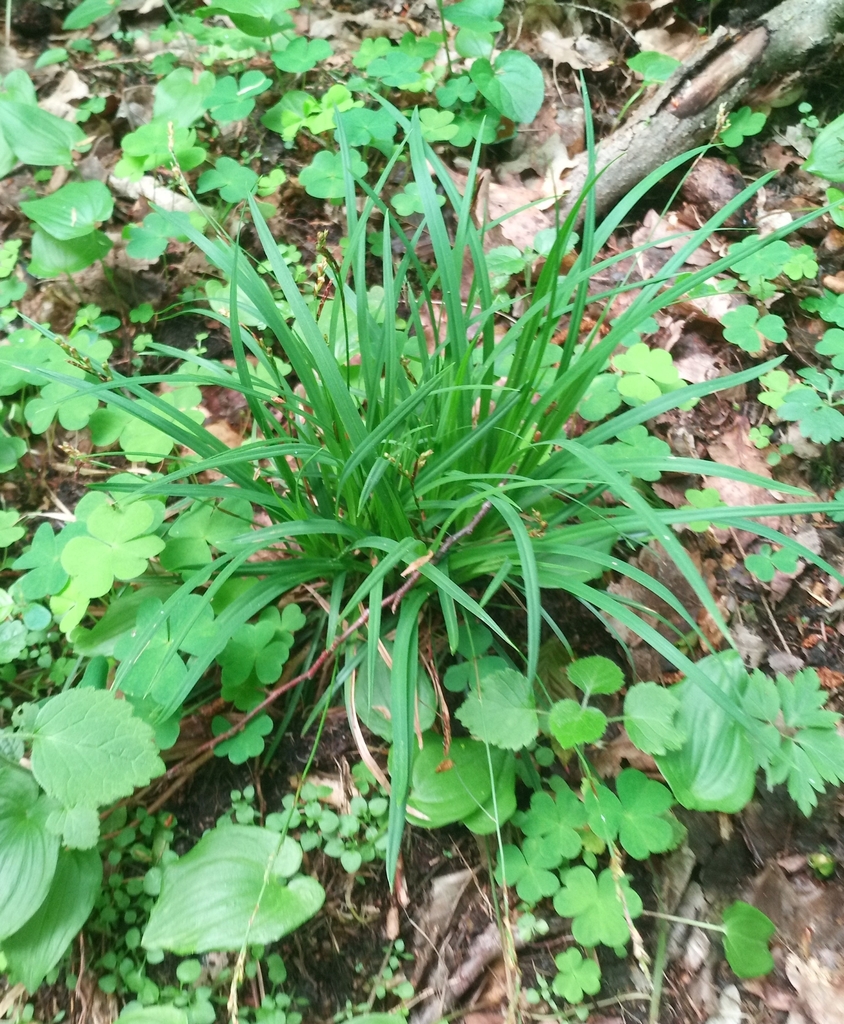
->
(559, 0), (844, 220)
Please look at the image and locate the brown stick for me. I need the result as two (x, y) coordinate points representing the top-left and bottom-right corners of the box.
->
(559, 0), (844, 220)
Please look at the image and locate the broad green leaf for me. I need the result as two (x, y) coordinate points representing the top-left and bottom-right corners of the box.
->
(30, 689), (165, 808)
(142, 825), (325, 953)
(203, 0), (297, 37)
(21, 181), (113, 240)
(803, 110), (844, 180)
(28, 228), (112, 278)
(549, 699), (607, 748)
(63, 0), (117, 29)
(442, 0), (503, 32)
(623, 682), (685, 755)
(0, 619), (26, 663)
(655, 651), (756, 812)
(2, 847), (102, 991)
(455, 667), (537, 750)
(0, 765), (59, 939)
(116, 1008), (188, 1024)
(553, 866), (643, 949)
(405, 732), (516, 831)
(721, 901), (775, 978)
(0, 102), (85, 166)
(469, 50), (544, 124)
(566, 656), (623, 696)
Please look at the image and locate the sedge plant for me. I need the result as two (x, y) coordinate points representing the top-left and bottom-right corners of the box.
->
(13, 98), (844, 897)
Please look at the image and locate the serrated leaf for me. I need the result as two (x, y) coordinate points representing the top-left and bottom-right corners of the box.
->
(46, 805), (101, 849)
(0, 766), (60, 939)
(142, 825), (325, 953)
(30, 689), (164, 808)
(721, 901), (775, 978)
(455, 667), (537, 750)
(549, 699), (607, 748)
(624, 682), (685, 755)
(2, 847), (102, 991)
(567, 656), (623, 696)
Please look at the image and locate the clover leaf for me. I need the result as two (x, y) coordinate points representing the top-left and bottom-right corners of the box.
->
(623, 682), (685, 756)
(613, 343), (683, 404)
(391, 182), (446, 217)
(273, 38), (332, 73)
(549, 700), (607, 748)
(802, 290), (844, 327)
(206, 71), (271, 123)
(0, 510), (24, 548)
(418, 108), (458, 142)
(217, 604), (305, 709)
(553, 866), (643, 949)
(88, 383), (204, 462)
(721, 901), (775, 978)
(0, 435), (25, 473)
(197, 157), (258, 203)
(721, 306), (786, 353)
(744, 544), (799, 583)
(578, 374), (622, 421)
(494, 843), (561, 904)
(212, 713), (274, 765)
(60, 501), (164, 598)
(551, 947), (601, 1004)
(455, 667), (537, 750)
(12, 521), (86, 600)
(614, 769), (676, 860)
(782, 244), (819, 281)
(298, 149), (367, 200)
(518, 785), (585, 862)
(682, 486), (725, 532)
(719, 106), (766, 148)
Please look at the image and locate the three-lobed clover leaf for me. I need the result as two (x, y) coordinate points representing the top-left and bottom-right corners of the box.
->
(777, 386), (844, 444)
(12, 521), (86, 600)
(212, 713), (274, 765)
(0, 509), (24, 548)
(815, 327), (844, 369)
(744, 543), (799, 583)
(553, 866), (643, 949)
(612, 343), (683, 404)
(719, 106), (766, 148)
(217, 604), (306, 709)
(60, 501), (164, 598)
(298, 149), (368, 200)
(206, 70), (271, 123)
(551, 947), (602, 1004)
(197, 156), (259, 203)
(721, 306), (786, 353)
(391, 182), (446, 218)
(455, 666), (538, 750)
(494, 842), (561, 904)
(682, 486), (725, 533)
(802, 290), (844, 328)
(584, 771), (676, 859)
(518, 783), (585, 863)
(272, 37), (333, 74)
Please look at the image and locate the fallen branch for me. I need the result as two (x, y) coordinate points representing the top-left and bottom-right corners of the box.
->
(559, 0), (844, 220)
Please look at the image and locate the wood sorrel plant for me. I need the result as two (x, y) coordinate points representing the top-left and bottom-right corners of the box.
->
(5, 96), (844, 999)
